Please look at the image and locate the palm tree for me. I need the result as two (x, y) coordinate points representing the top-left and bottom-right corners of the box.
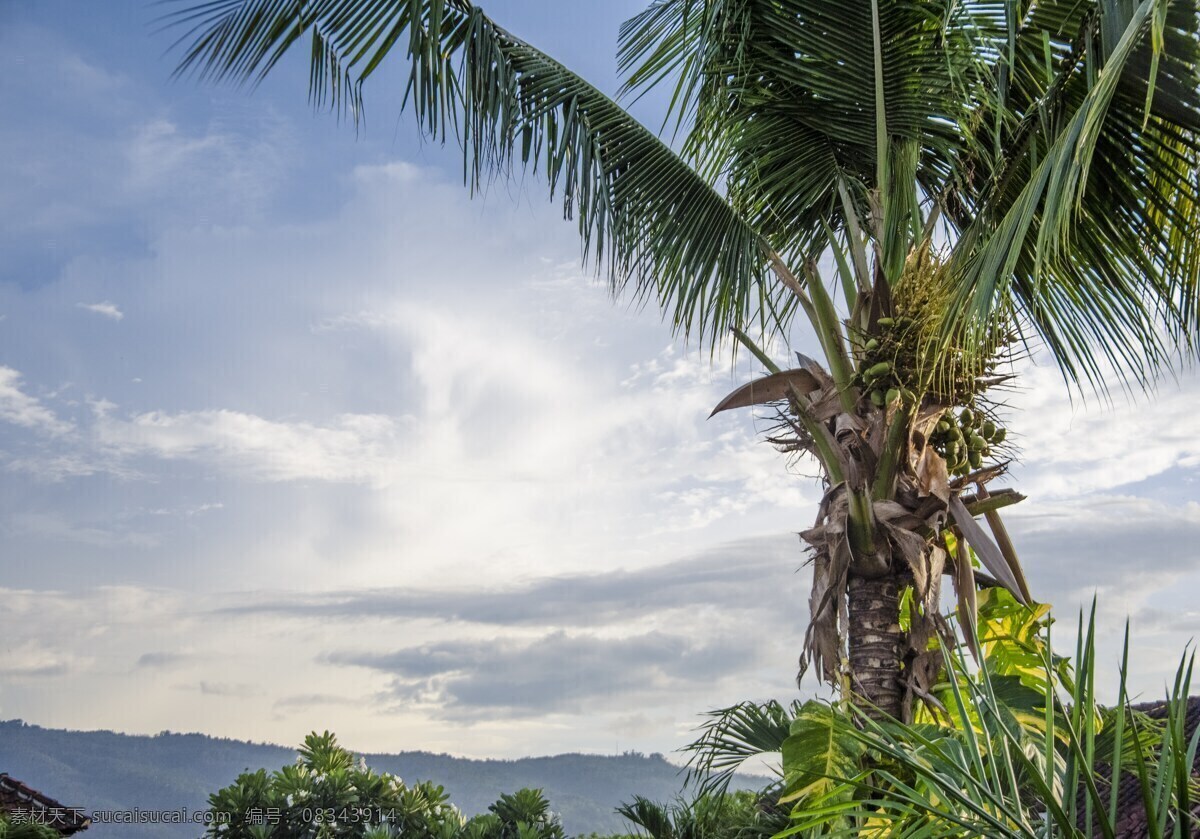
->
(164, 0), (1200, 721)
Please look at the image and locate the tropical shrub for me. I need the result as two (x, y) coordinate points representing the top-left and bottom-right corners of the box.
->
(680, 594), (1198, 837)
(205, 731), (564, 839)
(776, 605), (1199, 837)
(683, 588), (1062, 797)
(617, 790), (784, 839)
(0, 815), (60, 839)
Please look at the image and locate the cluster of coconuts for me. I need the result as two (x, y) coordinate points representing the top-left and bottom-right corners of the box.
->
(854, 315), (917, 408)
(854, 314), (1009, 477)
(929, 407), (1007, 477)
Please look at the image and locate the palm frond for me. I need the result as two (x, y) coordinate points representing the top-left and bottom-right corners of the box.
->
(616, 797), (677, 839)
(619, 0), (987, 262)
(164, 0), (791, 349)
(948, 0), (1200, 393)
(683, 699), (798, 796)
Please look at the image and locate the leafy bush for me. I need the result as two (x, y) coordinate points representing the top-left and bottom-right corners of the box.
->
(205, 731), (564, 839)
(777, 602), (1199, 838)
(0, 815), (61, 839)
(616, 790), (784, 839)
(680, 593), (1199, 837)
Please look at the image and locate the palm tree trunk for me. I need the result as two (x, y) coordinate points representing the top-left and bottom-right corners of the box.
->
(847, 574), (905, 720)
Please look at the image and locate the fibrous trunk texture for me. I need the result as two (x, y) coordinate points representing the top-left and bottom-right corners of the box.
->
(847, 574), (905, 720)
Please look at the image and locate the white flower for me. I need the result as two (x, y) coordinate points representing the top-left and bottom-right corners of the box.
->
(286, 794), (294, 807)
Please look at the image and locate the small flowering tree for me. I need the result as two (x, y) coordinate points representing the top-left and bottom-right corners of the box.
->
(206, 731), (563, 839)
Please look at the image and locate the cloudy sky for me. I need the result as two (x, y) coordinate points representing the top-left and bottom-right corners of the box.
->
(2, 1), (1199, 763)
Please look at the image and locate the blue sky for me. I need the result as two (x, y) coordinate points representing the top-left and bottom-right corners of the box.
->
(1, 1), (1199, 762)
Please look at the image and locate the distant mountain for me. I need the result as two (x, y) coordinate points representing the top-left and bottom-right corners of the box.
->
(0, 720), (770, 838)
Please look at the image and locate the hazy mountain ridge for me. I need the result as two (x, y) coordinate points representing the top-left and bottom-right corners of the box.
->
(0, 720), (767, 838)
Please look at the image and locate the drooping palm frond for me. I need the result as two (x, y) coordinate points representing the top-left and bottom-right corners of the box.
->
(949, 0), (1200, 393)
(682, 699), (799, 796)
(163, 0), (795, 349)
(617, 797), (679, 839)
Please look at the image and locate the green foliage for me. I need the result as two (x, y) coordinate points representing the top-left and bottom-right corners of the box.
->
(617, 790), (781, 839)
(487, 789), (565, 839)
(777, 604), (1200, 838)
(205, 731), (569, 839)
(0, 814), (61, 839)
(681, 598), (1197, 837)
(164, 0), (787, 352)
(911, 588), (1074, 730)
(779, 704), (866, 808)
(684, 700), (797, 796)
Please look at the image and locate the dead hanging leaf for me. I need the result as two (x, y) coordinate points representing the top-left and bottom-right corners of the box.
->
(709, 369), (820, 417)
(807, 385), (845, 423)
(912, 403), (946, 440)
(890, 528), (928, 575)
(872, 499), (925, 531)
(803, 548), (844, 685)
(834, 412), (864, 447)
(951, 535), (980, 661)
(838, 420), (869, 488)
(909, 405), (951, 502)
(801, 486), (851, 686)
(921, 545), (947, 617)
(912, 446), (951, 503)
(801, 499), (849, 628)
(948, 495), (1028, 605)
(871, 500), (947, 625)
(982, 505), (1034, 605)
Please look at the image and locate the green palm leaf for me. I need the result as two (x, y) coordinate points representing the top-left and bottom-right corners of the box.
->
(164, 0), (793, 349)
(778, 701), (867, 806)
(949, 0), (1200, 391)
(619, 0), (1200, 391)
(682, 699), (797, 796)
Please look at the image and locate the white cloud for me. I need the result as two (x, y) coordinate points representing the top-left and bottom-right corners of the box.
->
(197, 681), (262, 698)
(94, 406), (403, 485)
(0, 366), (72, 435)
(1005, 358), (1200, 498)
(76, 300), (123, 320)
(3, 451), (141, 482)
(120, 116), (293, 222)
(7, 512), (159, 549)
(0, 639), (85, 678)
